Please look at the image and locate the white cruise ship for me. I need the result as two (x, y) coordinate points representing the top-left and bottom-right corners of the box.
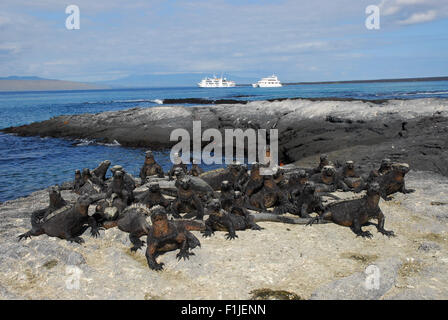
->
(197, 75), (236, 88)
(252, 75), (283, 88)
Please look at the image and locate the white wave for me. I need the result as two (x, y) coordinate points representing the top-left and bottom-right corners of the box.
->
(152, 99), (164, 105)
(99, 139), (121, 147)
(401, 91), (448, 96)
(74, 139), (95, 146)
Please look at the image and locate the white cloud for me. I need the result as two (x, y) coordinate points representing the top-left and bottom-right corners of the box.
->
(380, 0), (448, 24)
(398, 10), (438, 24)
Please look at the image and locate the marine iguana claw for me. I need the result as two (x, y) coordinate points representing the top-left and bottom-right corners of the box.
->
(69, 237), (85, 244)
(357, 231), (373, 239)
(306, 217), (319, 226)
(225, 233), (238, 240)
(17, 232), (31, 241)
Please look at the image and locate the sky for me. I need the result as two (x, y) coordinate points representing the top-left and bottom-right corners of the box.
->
(1, 0), (448, 83)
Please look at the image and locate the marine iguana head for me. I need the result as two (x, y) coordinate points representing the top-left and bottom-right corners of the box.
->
(366, 182), (381, 196)
(150, 205), (168, 223)
(272, 166), (285, 180)
(343, 161), (356, 177)
(48, 186), (63, 204)
(207, 199), (221, 212)
(303, 182), (316, 194)
(113, 170), (124, 185)
(229, 161), (243, 175)
(345, 161), (355, 170)
(174, 167), (185, 179)
(110, 165), (124, 175)
(148, 182), (160, 193)
(392, 163), (410, 175)
(98, 160), (111, 170)
(322, 165), (336, 178)
(221, 180), (232, 192)
(379, 158), (392, 173)
(75, 194), (93, 215)
(319, 154), (330, 165)
(179, 177), (192, 190)
(144, 150), (155, 164)
(81, 168), (92, 182)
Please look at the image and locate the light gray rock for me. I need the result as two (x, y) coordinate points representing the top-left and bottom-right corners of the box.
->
(310, 258), (402, 300)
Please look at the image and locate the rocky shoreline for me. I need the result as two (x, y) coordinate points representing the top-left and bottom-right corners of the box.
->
(3, 98), (448, 176)
(1, 97), (448, 300)
(1, 169), (447, 300)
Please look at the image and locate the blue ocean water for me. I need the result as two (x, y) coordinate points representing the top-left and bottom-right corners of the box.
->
(1, 81), (447, 202)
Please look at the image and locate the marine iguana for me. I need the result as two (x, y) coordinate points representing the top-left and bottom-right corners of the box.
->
(171, 177), (205, 220)
(97, 204), (152, 252)
(220, 180), (235, 211)
(286, 170), (309, 199)
(73, 169), (83, 192)
(29, 186), (69, 222)
(289, 182), (325, 218)
(139, 150), (164, 180)
(312, 154), (335, 174)
(202, 199), (262, 240)
(77, 168), (107, 195)
(168, 153), (188, 180)
(366, 158), (393, 184)
(188, 163), (204, 177)
(375, 163), (415, 200)
(310, 165), (347, 192)
(106, 169), (134, 207)
(145, 206), (205, 271)
(337, 161), (365, 192)
(137, 182), (171, 209)
(110, 165), (136, 193)
(92, 160), (111, 182)
(244, 163), (264, 197)
(307, 183), (395, 238)
(249, 174), (297, 214)
(199, 162), (248, 191)
(18, 194), (101, 243)
(173, 167), (216, 202)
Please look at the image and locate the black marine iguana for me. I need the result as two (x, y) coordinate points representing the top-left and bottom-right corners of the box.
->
(145, 206), (205, 271)
(375, 163), (415, 200)
(171, 177), (204, 220)
(202, 199), (262, 240)
(32, 186), (69, 222)
(18, 194), (101, 243)
(139, 150), (164, 180)
(137, 182), (171, 209)
(307, 183), (395, 238)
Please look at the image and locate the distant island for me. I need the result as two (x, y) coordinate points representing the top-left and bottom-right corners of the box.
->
(284, 76), (448, 86)
(0, 75), (447, 92)
(0, 76), (108, 92)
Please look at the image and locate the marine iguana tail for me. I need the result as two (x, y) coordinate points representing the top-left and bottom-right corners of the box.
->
(252, 213), (329, 224)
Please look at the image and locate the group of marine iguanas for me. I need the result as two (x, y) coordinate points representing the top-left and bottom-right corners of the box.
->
(18, 151), (414, 271)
